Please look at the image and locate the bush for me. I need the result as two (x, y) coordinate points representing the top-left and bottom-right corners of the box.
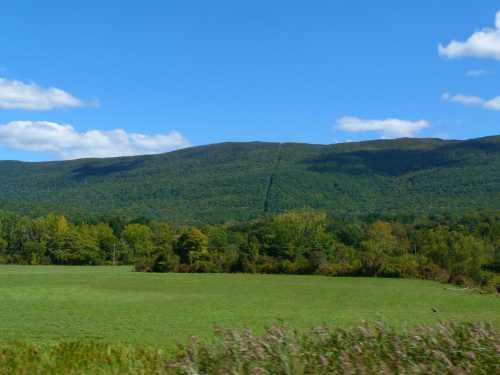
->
(418, 257), (450, 283)
(238, 259), (257, 273)
(257, 256), (281, 274)
(191, 260), (220, 273)
(475, 270), (495, 288)
(378, 255), (419, 278)
(449, 274), (475, 288)
(280, 257), (312, 274)
(318, 261), (360, 276)
(134, 257), (155, 272)
(151, 252), (180, 273)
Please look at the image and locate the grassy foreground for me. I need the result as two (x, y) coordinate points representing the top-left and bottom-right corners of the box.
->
(0, 266), (498, 345)
(1, 322), (498, 374)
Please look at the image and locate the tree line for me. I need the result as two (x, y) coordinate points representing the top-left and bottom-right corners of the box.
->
(0, 209), (498, 289)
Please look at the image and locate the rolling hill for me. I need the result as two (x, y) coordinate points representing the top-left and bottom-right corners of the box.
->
(1, 135), (499, 223)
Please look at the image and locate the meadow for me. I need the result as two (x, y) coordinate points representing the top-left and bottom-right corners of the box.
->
(0, 266), (498, 346)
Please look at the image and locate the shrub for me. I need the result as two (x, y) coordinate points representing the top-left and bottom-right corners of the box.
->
(257, 256), (281, 274)
(418, 257), (450, 283)
(378, 255), (419, 278)
(151, 252), (180, 273)
(318, 261), (360, 276)
(134, 257), (155, 272)
(176, 263), (192, 273)
(191, 260), (220, 273)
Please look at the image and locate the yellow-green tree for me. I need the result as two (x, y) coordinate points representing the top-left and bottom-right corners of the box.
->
(174, 228), (210, 266)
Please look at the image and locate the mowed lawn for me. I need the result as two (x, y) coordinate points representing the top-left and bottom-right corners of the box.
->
(0, 266), (498, 345)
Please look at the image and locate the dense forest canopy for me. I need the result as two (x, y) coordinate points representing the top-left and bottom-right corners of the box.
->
(0, 135), (499, 223)
(0, 209), (498, 289)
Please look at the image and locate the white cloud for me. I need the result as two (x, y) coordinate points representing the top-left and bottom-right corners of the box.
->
(0, 121), (191, 159)
(484, 96), (500, 111)
(337, 116), (429, 138)
(0, 78), (84, 110)
(433, 132), (450, 140)
(439, 11), (500, 60)
(442, 92), (500, 111)
(441, 92), (484, 106)
(465, 69), (491, 77)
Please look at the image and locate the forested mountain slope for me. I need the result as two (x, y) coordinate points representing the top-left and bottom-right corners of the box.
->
(0, 136), (499, 223)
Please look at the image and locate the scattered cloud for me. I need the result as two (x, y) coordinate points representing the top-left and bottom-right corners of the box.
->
(441, 92), (485, 106)
(484, 96), (500, 111)
(439, 11), (500, 60)
(0, 121), (191, 159)
(0, 78), (85, 110)
(465, 69), (492, 77)
(337, 116), (429, 138)
(442, 92), (500, 111)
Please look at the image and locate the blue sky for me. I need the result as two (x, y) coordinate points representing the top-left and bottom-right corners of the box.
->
(0, 0), (499, 161)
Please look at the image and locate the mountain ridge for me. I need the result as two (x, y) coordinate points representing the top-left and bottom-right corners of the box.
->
(3, 134), (499, 164)
(1, 135), (499, 223)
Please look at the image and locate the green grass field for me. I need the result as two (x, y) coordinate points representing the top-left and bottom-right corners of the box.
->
(0, 266), (498, 346)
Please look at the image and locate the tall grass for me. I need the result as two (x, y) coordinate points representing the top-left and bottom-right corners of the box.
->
(0, 322), (498, 374)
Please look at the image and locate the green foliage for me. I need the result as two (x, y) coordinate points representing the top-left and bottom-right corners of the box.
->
(417, 227), (493, 284)
(122, 223), (155, 258)
(0, 238), (7, 253)
(0, 136), (499, 223)
(151, 251), (180, 273)
(173, 228), (209, 266)
(0, 208), (499, 288)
